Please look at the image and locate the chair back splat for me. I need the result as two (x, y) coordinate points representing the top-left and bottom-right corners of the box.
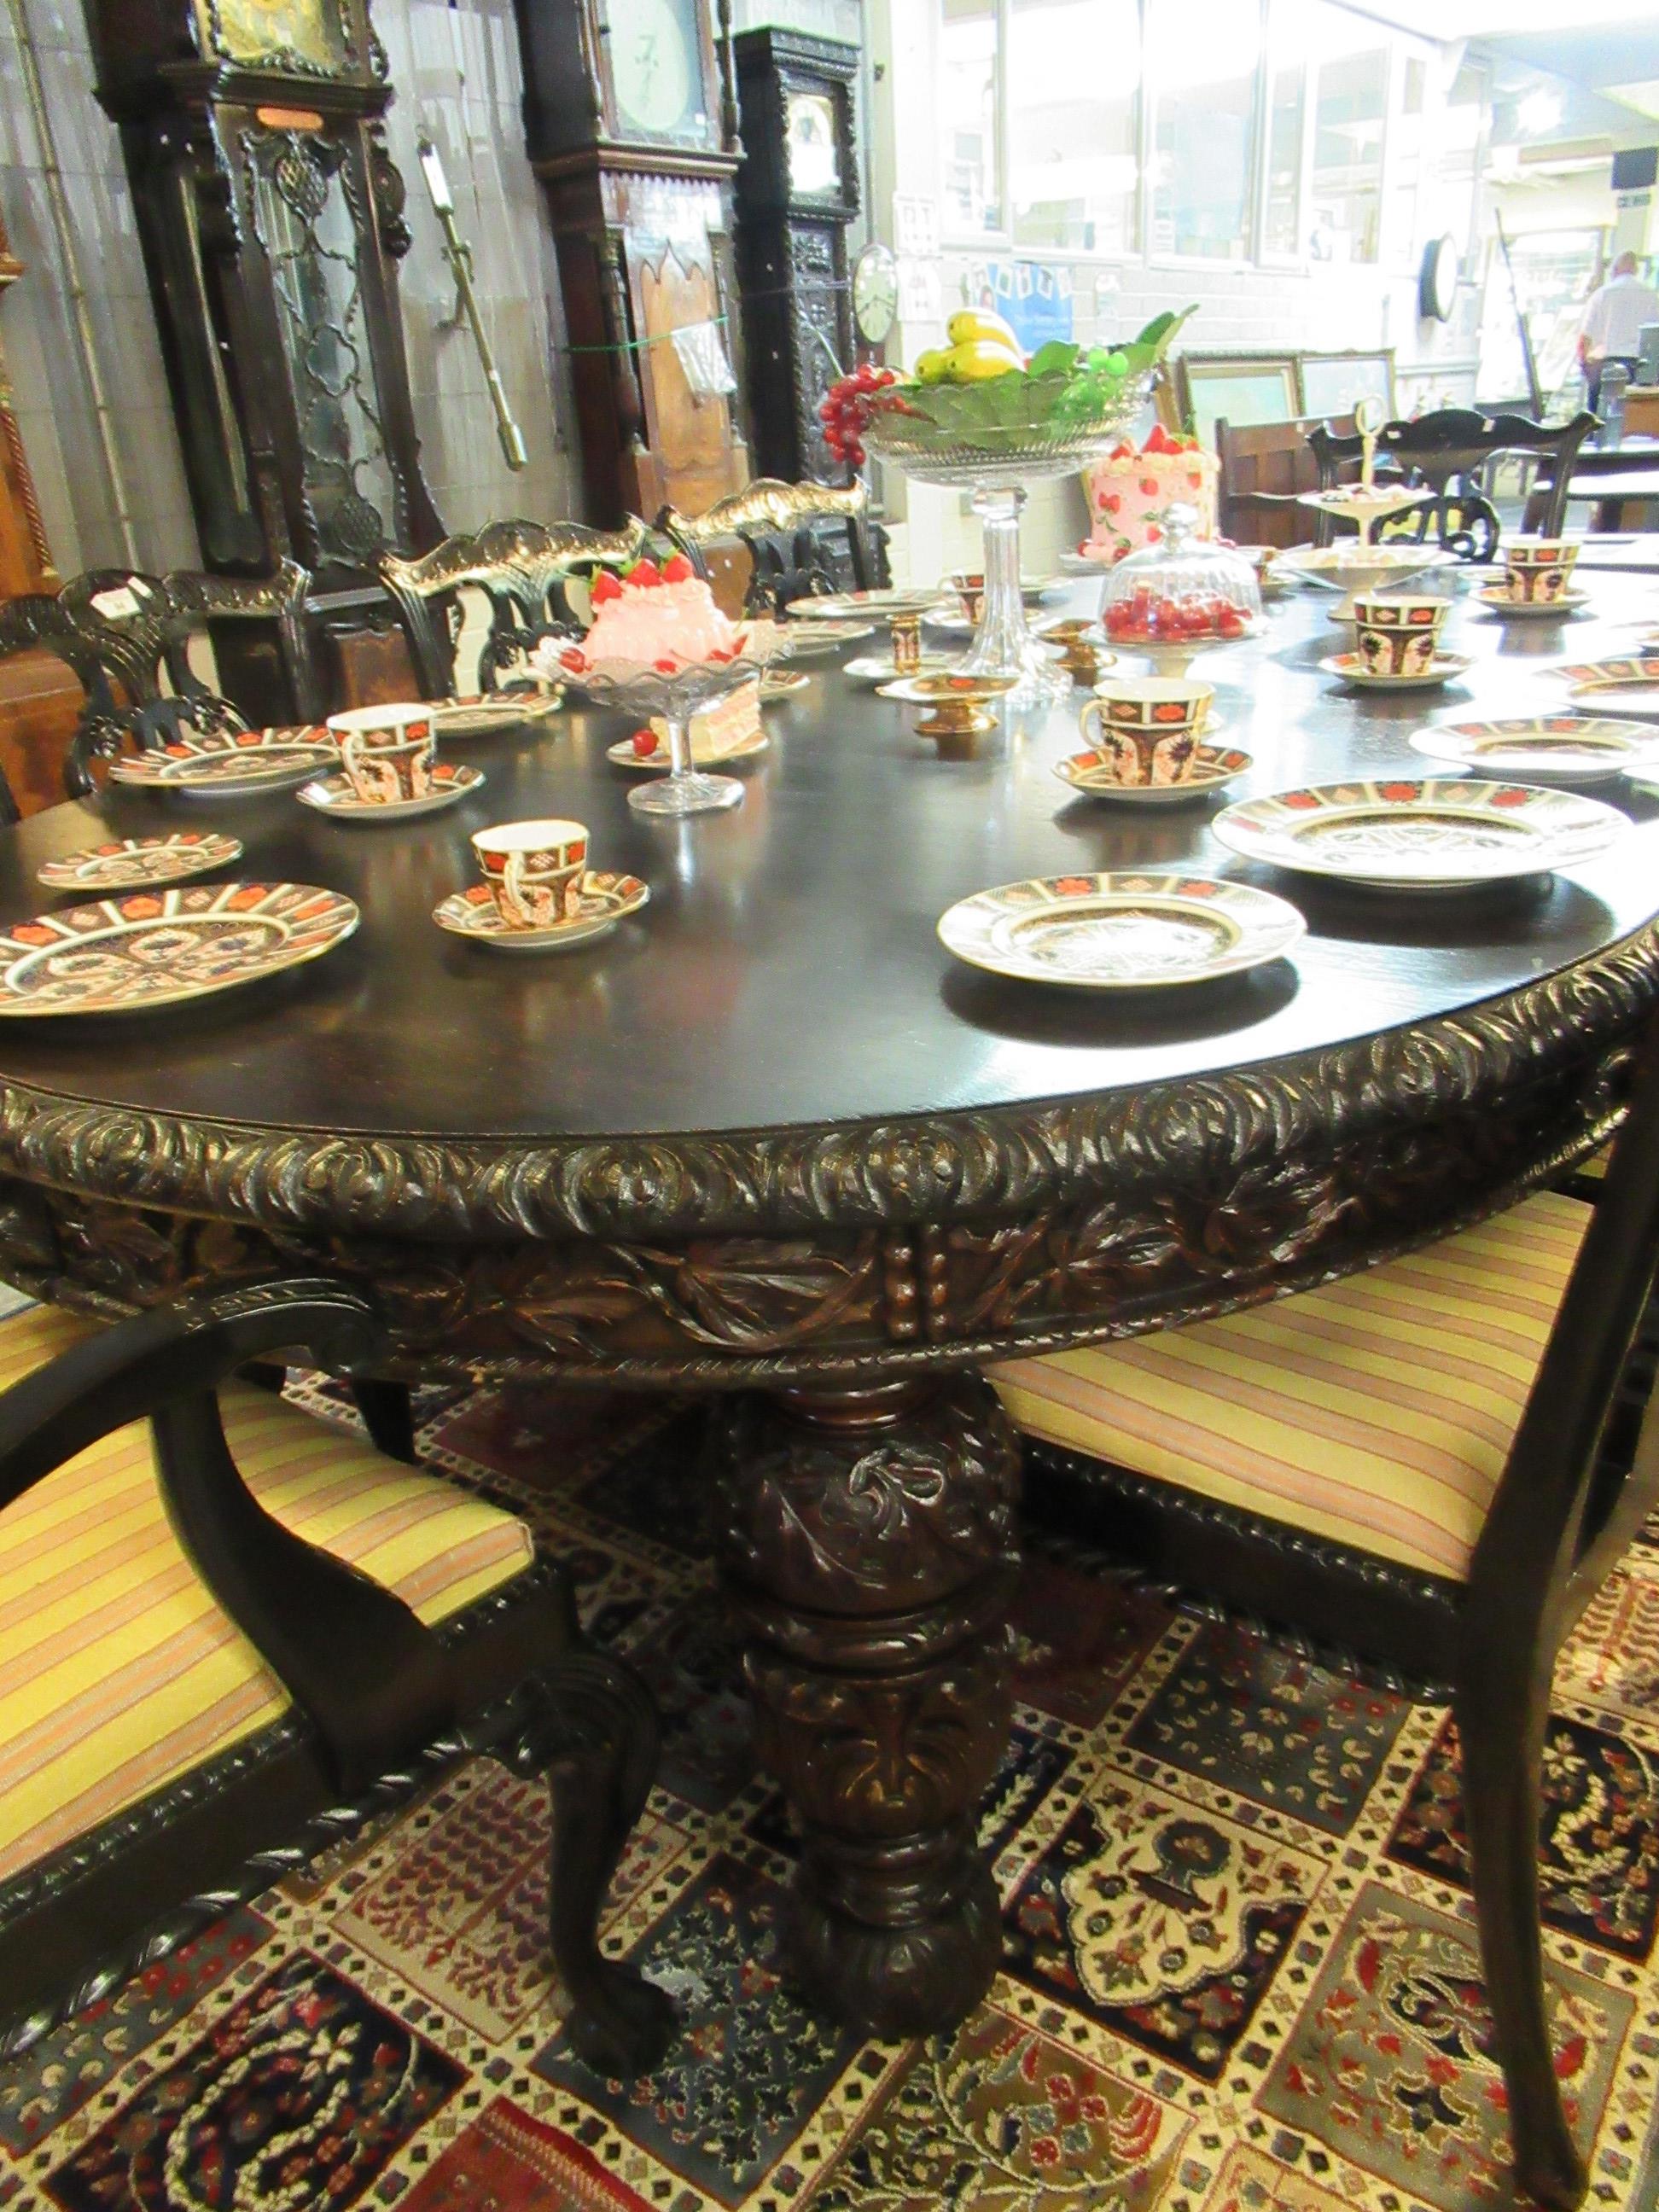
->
(381, 518), (652, 698)
(1309, 406), (1598, 561)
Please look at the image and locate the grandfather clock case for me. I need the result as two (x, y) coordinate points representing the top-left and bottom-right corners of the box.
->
(512, 0), (751, 527)
(731, 28), (859, 488)
(86, 0), (442, 591)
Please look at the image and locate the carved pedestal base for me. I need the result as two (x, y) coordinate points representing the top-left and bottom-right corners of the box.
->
(707, 1375), (1020, 2036)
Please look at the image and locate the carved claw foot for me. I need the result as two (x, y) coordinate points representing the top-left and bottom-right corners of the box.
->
(708, 1374), (1020, 2036)
(568, 1961), (678, 2077)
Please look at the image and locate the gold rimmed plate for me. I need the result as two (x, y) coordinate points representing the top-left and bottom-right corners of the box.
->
(298, 762), (486, 820)
(428, 687), (562, 736)
(767, 620), (876, 656)
(0, 881), (358, 1016)
(760, 670), (810, 699)
(1053, 743), (1251, 805)
(938, 871), (1305, 990)
(1476, 584), (1590, 620)
(38, 830), (243, 892)
(108, 726), (337, 795)
(1319, 650), (1473, 693)
(784, 589), (942, 620)
(1214, 777), (1625, 890)
(1560, 658), (1659, 721)
(433, 870), (649, 952)
(845, 653), (958, 685)
(1408, 716), (1659, 786)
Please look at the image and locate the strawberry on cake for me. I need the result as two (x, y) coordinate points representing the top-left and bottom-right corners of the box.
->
(555, 556), (749, 677)
(1079, 426), (1219, 564)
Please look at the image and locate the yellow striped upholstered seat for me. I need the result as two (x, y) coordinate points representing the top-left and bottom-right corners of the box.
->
(0, 1298), (533, 1883)
(989, 1191), (1590, 1584)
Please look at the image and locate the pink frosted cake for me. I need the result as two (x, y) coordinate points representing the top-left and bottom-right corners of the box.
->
(1080, 428), (1219, 564)
(556, 556), (748, 675)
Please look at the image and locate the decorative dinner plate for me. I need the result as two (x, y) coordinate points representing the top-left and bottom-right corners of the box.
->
(428, 688), (562, 736)
(1476, 585), (1589, 620)
(1560, 659), (1659, 720)
(606, 728), (769, 771)
(434, 871), (649, 952)
(108, 726), (337, 795)
(938, 871), (1305, 990)
(1319, 650), (1473, 692)
(38, 830), (243, 892)
(784, 589), (943, 620)
(1052, 744), (1252, 805)
(1059, 550), (1115, 577)
(1213, 778), (1625, 889)
(1407, 716), (1659, 785)
(845, 653), (958, 685)
(760, 670), (810, 699)
(298, 762), (486, 819)
(0, 881), (358, 1016)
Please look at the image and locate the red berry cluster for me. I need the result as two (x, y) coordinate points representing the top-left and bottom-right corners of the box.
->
(818, 364), (902, 468)
(1104, 588), (1248, 643)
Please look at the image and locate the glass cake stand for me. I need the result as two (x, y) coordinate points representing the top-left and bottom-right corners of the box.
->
(864, 396), (1145, 707)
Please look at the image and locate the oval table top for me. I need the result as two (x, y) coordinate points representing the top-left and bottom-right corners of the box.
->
(0, 571), (1655, 1270)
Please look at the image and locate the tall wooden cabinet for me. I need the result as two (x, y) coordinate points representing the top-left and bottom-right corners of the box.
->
(512, 0), (752, 527)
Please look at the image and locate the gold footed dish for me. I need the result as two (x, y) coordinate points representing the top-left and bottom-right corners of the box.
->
(877, 672), (1020, 756)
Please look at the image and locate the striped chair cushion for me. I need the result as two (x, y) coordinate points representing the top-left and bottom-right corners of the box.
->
(989, 1191), (1590, 1584)
(1, 1299), (533, 1883)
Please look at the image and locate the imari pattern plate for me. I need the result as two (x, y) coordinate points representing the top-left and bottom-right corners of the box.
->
(1561, 658), (1659, 720)
(434, 871), (649, 952)
(937, 871), (1305, 989)
(0, 881), (358, 1016)
(1214, 778), (1626, 888)
(1409, 716), (1659, 786)
(765, 620), (875, 656)
(845, 653), (958, 685)
(108, 726), (337, 795)
(428, 688), (562, 736)
(298, 763), (486, 820)
(1053, 744), (1251, 806)
(1476, 584), (1590, 619)
(1319, 650), (1473, 693)
(37, 830), (243, 892)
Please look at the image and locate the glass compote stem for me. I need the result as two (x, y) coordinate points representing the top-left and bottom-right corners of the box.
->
(631, 707), (743, 817)
(952, 487), (1067, 707)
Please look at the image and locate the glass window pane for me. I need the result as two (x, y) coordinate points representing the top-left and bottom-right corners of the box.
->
(1009, 0), (1139, 253)
(1309, 6), (1387, 264)
(1263, 58), (1304, 257)
(1148, 0), (1261, 261)
(941, 0), (1001, 236)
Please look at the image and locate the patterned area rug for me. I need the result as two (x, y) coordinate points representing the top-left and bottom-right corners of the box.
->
(6, 1374), (1659, 2212)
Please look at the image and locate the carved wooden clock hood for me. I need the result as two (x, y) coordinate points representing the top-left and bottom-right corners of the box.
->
(86, 0), (442, 589)
(511, 0), (753, 527)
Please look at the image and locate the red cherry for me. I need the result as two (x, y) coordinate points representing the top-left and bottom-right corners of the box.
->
(631, 728), (658, 757)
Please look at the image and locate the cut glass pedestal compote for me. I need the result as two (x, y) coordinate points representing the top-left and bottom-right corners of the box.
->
(544, 642), (772, 818)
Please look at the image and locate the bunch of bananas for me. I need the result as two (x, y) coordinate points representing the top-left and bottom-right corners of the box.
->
(912, 309), (1027, 385)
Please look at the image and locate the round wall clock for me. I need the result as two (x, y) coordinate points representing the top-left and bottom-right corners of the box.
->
(853, 242), (899, 347)
(1419, 233), (1458, 323)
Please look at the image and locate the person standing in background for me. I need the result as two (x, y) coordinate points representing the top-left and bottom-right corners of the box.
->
(1577, 251), (1659, 414)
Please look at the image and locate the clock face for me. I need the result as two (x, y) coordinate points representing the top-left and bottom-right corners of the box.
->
(786, 93), (840, 197)
(201, 0), (347, 71)
(853, 242), (899, 347)
(608, 0), (707, 143)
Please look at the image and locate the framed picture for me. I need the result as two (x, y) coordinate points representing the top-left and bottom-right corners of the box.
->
(1298, 349), (1396, 422)
(1175, 352), (1301, 446)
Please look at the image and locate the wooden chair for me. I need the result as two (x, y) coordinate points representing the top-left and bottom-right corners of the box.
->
(986, 1029), (1659, 2210)
(0, 562), (321, 798)
(1310, 407), (1598, 562)
(0, 1276), (672, 2077)
(656, 477), (888, 614)
(380, 519), (652, 700)
(1214, 414), (1356, 549)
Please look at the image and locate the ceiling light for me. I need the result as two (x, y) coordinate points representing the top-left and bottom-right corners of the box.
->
(1516, 88), (1563, 135)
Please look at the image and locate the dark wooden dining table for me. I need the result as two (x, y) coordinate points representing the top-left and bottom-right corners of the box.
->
(1, 566), (1657, 2043)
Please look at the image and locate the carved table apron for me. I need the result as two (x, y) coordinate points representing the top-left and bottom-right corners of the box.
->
(0, 573), (1656, 2034)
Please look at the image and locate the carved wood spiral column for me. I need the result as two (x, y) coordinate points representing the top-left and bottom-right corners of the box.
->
(707, 1373), (1020, 2035)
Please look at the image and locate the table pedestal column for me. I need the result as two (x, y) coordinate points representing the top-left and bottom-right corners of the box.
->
(707, 1373), (1020, 2036)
